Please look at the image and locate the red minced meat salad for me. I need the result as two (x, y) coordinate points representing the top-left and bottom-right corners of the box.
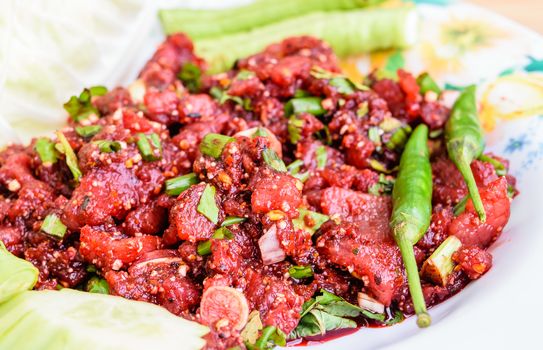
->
(0, 34), (517, 349)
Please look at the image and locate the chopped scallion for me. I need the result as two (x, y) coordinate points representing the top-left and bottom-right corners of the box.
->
(35, 138), (58, 165)
(75, 125), (102, 138)
(93, 140), (122, 153)
(200, 133), (235, 159)
(63, 86), (108, 122)
(315, 145), (327, 169)
(421, 236), (462, 286)
(55, 131), (82, 182)
(287, 159), (304, 175)
(368, 127), (382, 144)
(221, 216), (246, 227)
(197, 227), (234, 256)
(288, 265), (313, 279)
(284, 97), (325, 117)
(287, 116), (304, 144)
(292, 208), (329, 235)
(41, 214), (67, 239)
(86, 277), (110, 294)
(197, 184), (219, 224)
(178, 62), (201, 93)
(236, 70), (255, 80)
(293, 171), (310, 183)
(357, 102), (369, 118)
(329, 77), (355, 94)
(262, 148), (287, 172)
(136, 133), (162, 161)
(197, 241), (212, 256)
(165, 173), (199, 196)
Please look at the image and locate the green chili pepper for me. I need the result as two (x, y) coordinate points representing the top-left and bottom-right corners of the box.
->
(444, 85), (486, 222)
(390, 124), (432, 328)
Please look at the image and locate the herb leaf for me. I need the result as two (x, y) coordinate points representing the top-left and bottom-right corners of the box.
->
(41, 214), (67, 239)
(178, 63), (201, 93)
(63, 86), (108, 122)
(315, 145), (327, 169)
(35, 138), (58, 165)
(197, 184), (219, 224)
(262, 148), (287, 172)
(55, 131), (82, 182)
(292, 209), (329, 235)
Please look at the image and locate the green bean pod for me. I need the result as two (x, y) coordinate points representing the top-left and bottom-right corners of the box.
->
(444, 85), (486, 222)
(159, 0), (386, 38)
(390, 124), (432, 328)
(195, 6), (418, 73)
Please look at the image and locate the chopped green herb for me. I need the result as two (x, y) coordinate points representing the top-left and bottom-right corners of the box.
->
(262, 148), (287, 172)
(200, 133), (235, 159)
(429, 128), (443, 139)
(254, 326), (286, 350)
(287, 159), (304, 175)
(236, 70), (255, 80)
(479, 154), (507, 176)
(292, 209), (329, 235)
(417, 72), (441, 95)
(368, 127), (382, 144)
(368, 174), (395, 196)
(294, 89), (311, 98)
(86, 277), (110, 294)
(385, 125), (412, 151)
(197, 241), (212, 256)
(284, 97), (325, 117)
(384, 310), (405, 325)
(379, 116), (403, 132)
(368, 159), (395, 174)
(63, 86), (108, 122)
(213, 227), (233, 240)
(41, 214), (67, 239)
(136, 133), (162, 161)
(178, 62), (201, 93)
(55, 131), (82, 182)
(75, 125), (102, 138)
(35, 138), (58, 165)
(86, 265), (97, 273)
(197, 184), (219, 224)
(421, 235), (462, 286)
(209, 86), (244, 105)
(93, 140), (122, 153)
(197, 227), (234, 256)
(221, 216), (246, 227)
(453, 195), (469, 216)
(287, 116), (304, 144)
(165, 173), (199, 196)
(315, 145), (327, 169)
(329, 77), (355, 94)
(316, 125), (332, 145)
(293, 171), (310, 183)
(357, 101), (369, 117)
(288, 265), (313, 279)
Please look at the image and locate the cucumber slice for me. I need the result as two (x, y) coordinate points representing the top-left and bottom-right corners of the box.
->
(0, 289), (209, 350)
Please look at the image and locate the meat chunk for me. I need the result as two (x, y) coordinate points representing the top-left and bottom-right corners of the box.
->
(250, 168), (302, 218)
(453, 245), (493, 280)
(106, 249), (200, 315)
(242, 268), (304, 334)
(79, 226), (161, 271)
(316, 222), (404, 306)
(448, 177), (510, 248)
(62, 165), (142, 231)
(122, 202), (167, 236)
(169, 183), (219, 242)
(320, 187), (392, 240)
